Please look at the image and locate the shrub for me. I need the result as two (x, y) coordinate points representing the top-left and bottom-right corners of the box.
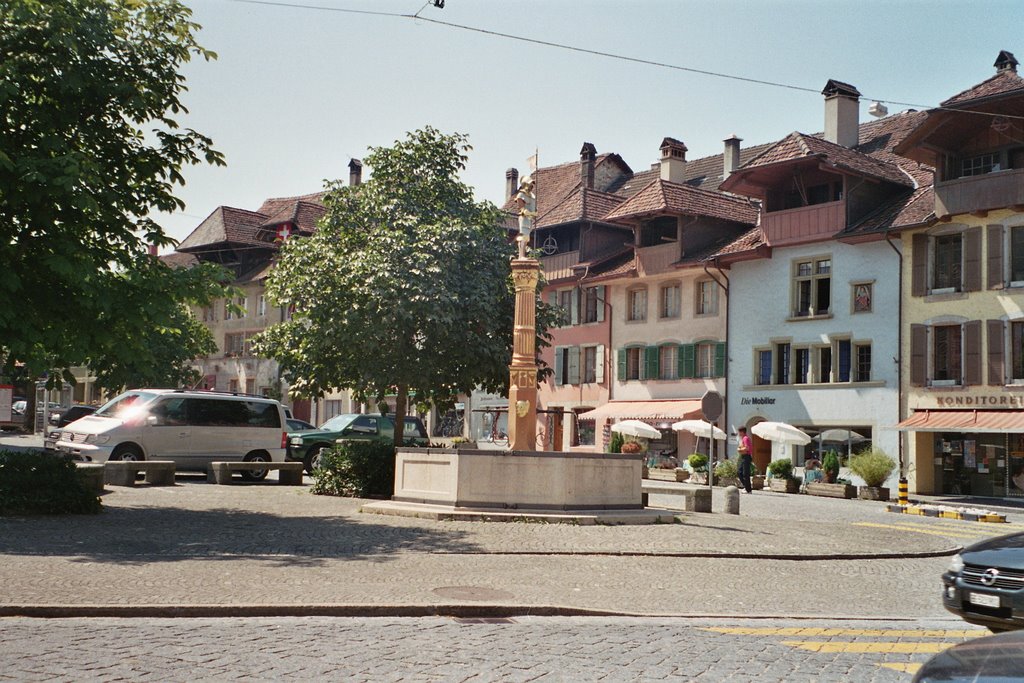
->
(714, 458), (738, 479)
(608, 432), (624, 454)
(767, 459), (793, 480)
(849, 448), (897, 487)
(822, 450), (841, 479)
(311, 440), (396, 498)
(0, 450), (101, 515)
(688, 453), (708, 472)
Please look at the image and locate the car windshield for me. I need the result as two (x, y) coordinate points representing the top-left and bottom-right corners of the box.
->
(319, 414), (359, 432)
(94, 391), (161, 419)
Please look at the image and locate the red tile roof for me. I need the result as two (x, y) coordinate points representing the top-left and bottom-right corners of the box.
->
(177, 206), (269, 251)
(158, 252), (198, 269)
(605, 178), (758, 225)
(708, 226), (765, 261)
(256, 191), (327, 217)
(260, 200), (327, 235)
(942, 68), (1024, 106)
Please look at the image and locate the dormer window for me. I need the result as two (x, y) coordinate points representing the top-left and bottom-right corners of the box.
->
(961, 152), (997, 177)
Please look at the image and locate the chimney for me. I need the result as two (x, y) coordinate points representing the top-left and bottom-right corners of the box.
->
(659, 137), (687, 183)
(579, 142), (596, 189)
(148, 244), (158, 256)
(995, 50), (1019, 73)
(723, 135), (742, 178)
(822, 79), (861, 148)
(348, 158), (362, 186)
(505, 168), (519, 201)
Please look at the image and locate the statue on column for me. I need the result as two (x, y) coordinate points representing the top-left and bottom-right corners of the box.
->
(513, 175), (537, 259)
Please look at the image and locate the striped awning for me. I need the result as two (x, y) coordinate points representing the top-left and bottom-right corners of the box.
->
(894, 410), (1024, 433)
(576, 400), (702, 422)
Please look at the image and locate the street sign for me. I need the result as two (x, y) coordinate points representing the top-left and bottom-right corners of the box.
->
(701, 390), (723, 422)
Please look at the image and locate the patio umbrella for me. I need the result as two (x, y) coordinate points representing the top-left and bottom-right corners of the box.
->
(751, 421), (811, 446)
(817, 428), (865, 443)
(610, 420), (662, 439)
(671, 419), (727, 440)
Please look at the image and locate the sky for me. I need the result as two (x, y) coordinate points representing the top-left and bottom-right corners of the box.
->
(160, 0), (1024, 247)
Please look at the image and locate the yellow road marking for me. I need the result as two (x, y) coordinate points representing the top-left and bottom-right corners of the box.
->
(781, 640), (951, 653)
(703, 627), (983, 638)
(852, 521), (990, 539)
(878, 663), (922, 673)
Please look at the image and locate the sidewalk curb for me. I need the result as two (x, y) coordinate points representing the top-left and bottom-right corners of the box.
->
(421, 548), (962, 560)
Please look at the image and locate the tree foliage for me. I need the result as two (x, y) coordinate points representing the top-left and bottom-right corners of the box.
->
(256, 127), (555, 441)
(0, 0), (229, 385)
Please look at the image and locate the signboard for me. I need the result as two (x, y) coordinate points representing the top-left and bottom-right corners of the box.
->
(701, 390), (723, 422)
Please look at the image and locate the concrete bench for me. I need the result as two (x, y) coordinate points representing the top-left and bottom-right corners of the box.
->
(76, 463), (106, 494)
(208, 461), (304, 485)
(641, 482), (712, 513)
(104, 460), (176, 487)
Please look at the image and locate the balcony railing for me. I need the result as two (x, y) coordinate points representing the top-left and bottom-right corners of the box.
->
(763, 200), (845, 247)
(935, 169), (1024, 218)
(635, 242), (680, 276)
(540, 250), (580, 280)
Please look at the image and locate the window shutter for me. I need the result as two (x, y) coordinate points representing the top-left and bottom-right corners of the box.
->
(617, 348), (627, 382)
(570, 288), (580, 325)
(644, 346), (659, 380)
(553, 347), (564, 386)
(568, 346), (581, 385)
(964, 320), (982, 386)
(548, 291), (557, 306)
(595, 286), (605, 322)
(678, 343), (695, 378)
(911, 234), (928, 296)
(714, 342), (726, 377)
(988, 319), (1005, 385)
(595, 345), (605, 384)
(964, 228), (982, 292)
(988, 225), (1004, 290)
(910, 324), (927, 386)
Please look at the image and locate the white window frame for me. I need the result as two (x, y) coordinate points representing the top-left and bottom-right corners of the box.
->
(791, 256), (832, 317)
(658, 344), (678, 380)
(695, 342), (715, 379)
(257, 294), (267, 317)
(659, 282), (681, 319)
(626, 287), (647, 323)
(625, 347), (643, 381)
(695, 280), (718, 316)
(581, 345), (604, 384)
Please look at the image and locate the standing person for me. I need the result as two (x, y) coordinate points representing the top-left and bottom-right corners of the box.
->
(737, 426), (753, 493)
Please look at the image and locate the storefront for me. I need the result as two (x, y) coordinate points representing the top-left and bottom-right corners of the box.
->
(897, 410), (1024, 499)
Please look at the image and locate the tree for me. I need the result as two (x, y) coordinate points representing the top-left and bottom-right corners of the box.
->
(255, 127), (555, 444)
(0, 0), (230, 386)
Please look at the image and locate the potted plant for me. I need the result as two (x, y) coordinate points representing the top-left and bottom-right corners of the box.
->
(821, 450), (841, 483)
(688, 453), (709, 484)
(714, 458), (739, 487)
(849, 447), (897, 501)
(750, 462), (765, 491)
(767, 459), (800, 493)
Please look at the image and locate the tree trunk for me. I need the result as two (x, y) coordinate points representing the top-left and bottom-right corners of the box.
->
(392, 383), (408, 447)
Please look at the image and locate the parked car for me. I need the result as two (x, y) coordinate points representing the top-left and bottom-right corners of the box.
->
(50, 404), (97, 427)
(287, 413), (429, 473)
(55, 389), (288, 480)
(286, 418), (316, 432)
(913, 628), (1024, 682)
(942, 531), (1024, 632)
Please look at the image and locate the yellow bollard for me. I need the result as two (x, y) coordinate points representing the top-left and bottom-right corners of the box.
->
(898, 477), (908, 506)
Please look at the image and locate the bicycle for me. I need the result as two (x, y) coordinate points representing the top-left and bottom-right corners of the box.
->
(485, 411), (509, 447)
(439, 414), (464, 438)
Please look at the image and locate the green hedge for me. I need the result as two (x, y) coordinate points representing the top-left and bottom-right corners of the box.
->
(0, 450), (102, 515)
(311, 440), (396, 498)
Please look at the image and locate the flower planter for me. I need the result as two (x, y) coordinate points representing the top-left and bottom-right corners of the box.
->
(806, 482), (857, 499)
(674, 468), (689, 482)
(858, 486), (890, 501)
(769, 478), (800, 494)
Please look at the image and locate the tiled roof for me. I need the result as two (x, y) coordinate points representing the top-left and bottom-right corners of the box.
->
(737, 131), (913, 187)
(177, 206), (268, 251)
(707, 226), (765, 260)
(583, 189), (626, 221)
(158, 252), (198, 269)
(604, 178), (757, 225)
(579, 247), (636, 281)
(941, 68), (1024, 106)
(260, 200), (326, 234)
(256, 191), (326, 217)
(840, 186), (935, 237)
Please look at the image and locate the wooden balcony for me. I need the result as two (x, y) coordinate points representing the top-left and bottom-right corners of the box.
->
(935, 169), (1024, 218)
(540, 250), (580, 281)
(636, 242), (680, 276)
(763, 200), (845, 247)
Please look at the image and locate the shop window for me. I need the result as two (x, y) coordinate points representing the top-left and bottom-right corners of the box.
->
(575, 410), (595, 447)
(793, 258), (831, 317)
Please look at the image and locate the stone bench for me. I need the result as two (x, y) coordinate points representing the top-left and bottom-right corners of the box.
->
(208, 461), (304, 485)
(104, 460), (176, 487)
(641, 482), (712, 513)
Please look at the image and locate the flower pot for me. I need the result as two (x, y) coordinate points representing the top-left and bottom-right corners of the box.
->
(858, 486), (890, 501)
(769, 478), (800, 494)
(751, 475), (765, 491)
(806, 482), (857, 499)
(675, 468), (689, 482)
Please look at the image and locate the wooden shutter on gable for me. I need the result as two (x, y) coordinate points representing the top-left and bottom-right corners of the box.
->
(644, 346), (659, 380)
(964, 320), (982, 386)
(553, 347), (564, 386)
(567, 346), (581, 385)
(595, 286), (605, 322)
(987, 225), (1004, 290)
(988, 319), (1005, 386)
(910, 324), (927, 386)
(714, 342), (726, 377)
(570, 288), (580, 326)
(678, 343), (696, 379)
(964, 228), (982, 292)
(595, 345), (605, 384)
(617, 348), (627, 382)
(911, 233), (928, 297)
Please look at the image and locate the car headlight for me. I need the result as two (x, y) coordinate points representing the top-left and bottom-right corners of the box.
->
(948, 554), (964, 574)
(84, 434), (111, 445)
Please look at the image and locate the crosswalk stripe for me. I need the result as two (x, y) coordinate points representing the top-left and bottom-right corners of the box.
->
(703, 627), (983, 638)
(781, 640), (951, 653)
(878, 663), (922, 673)
(853, 521), (992, 539)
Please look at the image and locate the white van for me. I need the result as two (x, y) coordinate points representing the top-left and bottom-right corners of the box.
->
(56, 389), (288, 479)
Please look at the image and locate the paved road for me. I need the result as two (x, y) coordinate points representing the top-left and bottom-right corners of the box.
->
(0, 616), (986, 682)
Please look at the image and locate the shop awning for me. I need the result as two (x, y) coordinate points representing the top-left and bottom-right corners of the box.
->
(577, 400), (702, 422)
(894, 410), (1024, 433)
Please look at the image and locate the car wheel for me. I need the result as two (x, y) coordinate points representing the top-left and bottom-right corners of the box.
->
(304, 444), (330, 474)
(112, 445), (144, 462)
(241, 452), (270, 481)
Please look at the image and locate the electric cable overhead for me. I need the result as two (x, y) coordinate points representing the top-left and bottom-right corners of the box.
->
(224, 0), (1024, 121)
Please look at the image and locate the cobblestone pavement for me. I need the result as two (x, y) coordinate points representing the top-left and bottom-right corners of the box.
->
(0, 616), (987, 682)
(2, 479), (1021, 617)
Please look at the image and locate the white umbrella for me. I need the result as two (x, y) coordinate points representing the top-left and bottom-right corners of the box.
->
(610, 420), (662, 439)
(751, 421), (811, 445)
(818, 428), (865, 443)
(671, 419), (727, 440)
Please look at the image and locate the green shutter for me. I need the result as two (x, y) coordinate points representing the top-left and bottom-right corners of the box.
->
(617, 348), (627, 382)
(553, 347), (564, 386)
(714, 342), (726, 377)
(679, 343), (695, 378)
(644, 346), (659, 380)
